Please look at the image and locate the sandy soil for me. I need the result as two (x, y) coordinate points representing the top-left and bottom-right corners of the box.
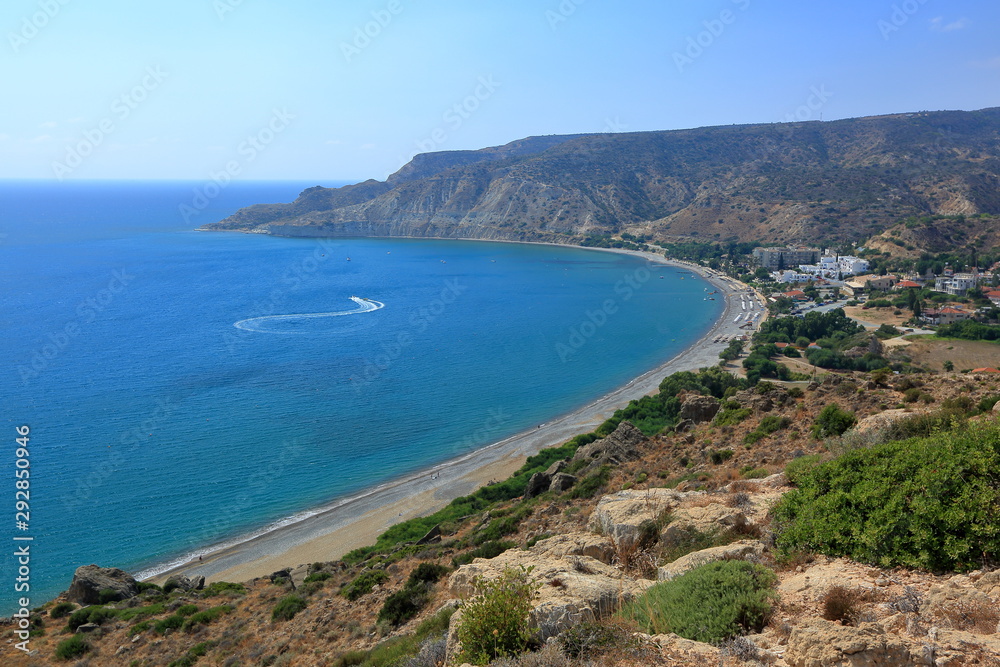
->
(150, 246), (762, 587)
(899, 337), (1000, 373)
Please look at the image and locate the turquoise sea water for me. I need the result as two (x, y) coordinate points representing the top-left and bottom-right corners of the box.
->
(0, 180), (722, 611)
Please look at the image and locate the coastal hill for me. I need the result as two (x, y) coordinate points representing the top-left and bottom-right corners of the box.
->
(204, 108), (1000, 246)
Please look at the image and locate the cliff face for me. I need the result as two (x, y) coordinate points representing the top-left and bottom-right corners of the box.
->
(203, 108), (1000, 245)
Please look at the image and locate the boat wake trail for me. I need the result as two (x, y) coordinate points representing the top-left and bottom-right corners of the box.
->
(234, 297), (385, 334)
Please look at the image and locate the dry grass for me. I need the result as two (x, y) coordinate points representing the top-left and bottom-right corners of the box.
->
(902, 338), (1000, 373)
(934, 599), (1000, 634)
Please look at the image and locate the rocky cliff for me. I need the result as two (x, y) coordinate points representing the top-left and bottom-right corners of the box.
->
(204, 108), (1000, 246)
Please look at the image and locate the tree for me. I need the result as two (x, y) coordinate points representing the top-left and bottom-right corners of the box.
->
(457, 567), (539, 664)
(777, 253), (786, 272)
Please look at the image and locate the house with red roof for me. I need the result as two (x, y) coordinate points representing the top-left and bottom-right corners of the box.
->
(972, 368), (1000, 374)
(922, 307), (971, 326)
(895, 280), (922, 290)
(782, 289), (809, 302)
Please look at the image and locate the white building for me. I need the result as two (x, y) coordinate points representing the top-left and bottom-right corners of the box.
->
(935, 272), (980, 296)
(796, 254), (870, 279)
(771, 270), (816, 284)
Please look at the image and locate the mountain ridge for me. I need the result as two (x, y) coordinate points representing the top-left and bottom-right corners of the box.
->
(203, 108), (1000, 246)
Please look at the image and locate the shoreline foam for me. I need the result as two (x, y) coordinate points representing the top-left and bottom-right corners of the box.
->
(147, 243), (757, 586)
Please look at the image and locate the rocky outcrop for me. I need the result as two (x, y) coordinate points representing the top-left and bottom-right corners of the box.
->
(660, 503), (749, 546)
(66, 565), (139, 605)
(548, 473), (577, 493)
(786, 620), (911, 666)
(588, 488), (691, 543)
(164, 574), (205, 592)
(448, 546), (650, 643)
(524, 461), (572, 498)
(679, 394), (721, 424)
(572, 421), (645, 467)
(529, 532), (616, 566)
(658, 540), (765, 581)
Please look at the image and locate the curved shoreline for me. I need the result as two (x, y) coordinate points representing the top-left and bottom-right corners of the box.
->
(148, 243), (760, 586)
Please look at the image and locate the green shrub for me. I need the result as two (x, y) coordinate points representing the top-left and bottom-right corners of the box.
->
(155, 614), (185, 634)
(453, 540), (516, 567)
(784, 455), (824, 486)
(787, 386), (804, 398)
(303, 571), (333, 584)
(175, 604), (199, 617)
(201, 581), (246, 597)
(568, 465), (611, 499)
(272, 595), (308, 622)
(715, 407), (751, 426)
(341, 570), (390, 601)
(128, 620), (152, 637)
(773, 421), (1000, 571)
(407, 563), (451, 587)
(812, 404), (856, 438)
(55, 634), (91, 661)
(558, 621), (640, 658)
(525, 533), (552, 549)
(378, 582), (430, 627)
(620, 560), (778, 643)
(903, 387), (921, 403)
(116, 603), (166, 622)
(49, 602), (76, 619)
(457, 567), (539, 664)
(98, 587), (124, 604)
(66, 606), (118, 631)
(979, 395), (1000, 413)
(137, 581), (162, 594)
(710, 449), (734, 464)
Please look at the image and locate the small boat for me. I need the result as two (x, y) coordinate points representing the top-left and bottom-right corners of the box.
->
(346, 257), (351, 261)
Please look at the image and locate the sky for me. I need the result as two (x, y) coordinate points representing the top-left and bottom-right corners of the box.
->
(2, 0), (999, 182)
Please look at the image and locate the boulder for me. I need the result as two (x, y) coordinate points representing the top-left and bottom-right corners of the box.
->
(658, 540), (765, 581)
(679, 394), (721, 424)
(524, 472), (551, 498)
(545, 460), (567, 476)
(572, 421), (645, 465)
(76, 623), (101, 634)
(674, 419), (695, 433)
(786, 620), (911, 666)
(163, 574), (205, 592)
(530, 532), (616, 565)
(448, 546), (650, 642)
(588, 488), (691, 543)
(660, 503), (748, 547)
(548, 473), (576, 493)
(920, 578), (997, 620)
(416, 524), (442, 545)
(67, 565), (139, 605)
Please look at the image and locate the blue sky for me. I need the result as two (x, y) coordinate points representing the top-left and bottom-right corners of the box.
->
(2, 0), (998, 182)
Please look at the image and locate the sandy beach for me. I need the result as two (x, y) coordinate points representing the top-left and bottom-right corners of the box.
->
(151, 245), (761, 586)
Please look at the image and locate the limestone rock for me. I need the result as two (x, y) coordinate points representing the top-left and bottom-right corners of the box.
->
(572, 421), (645, 465)
(530, 532), (616, 565)
(524, 472), (551, 498)
(548, 473), (576, 493)
(920, 578), (997, 619)
(67, 565), (139, 605)
(658, 540), (765, 581)
(679, 394), (721, 424)
(786, 620), (911, 666)
(76, 623), (101, 634)
(164, 574), (205, 592)
(588, 488), (691, 543)
(660, 503), (748, 547)
(544, 460), (566, 476)
(289, 565), (310, 589)
(448, 545), (650, 642)
(649, 633), (721, 660)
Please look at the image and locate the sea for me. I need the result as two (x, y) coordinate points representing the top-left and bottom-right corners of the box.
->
(0, 180), (722, 612)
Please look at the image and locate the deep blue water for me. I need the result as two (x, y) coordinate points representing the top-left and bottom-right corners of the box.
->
(0, 180), (721, 611)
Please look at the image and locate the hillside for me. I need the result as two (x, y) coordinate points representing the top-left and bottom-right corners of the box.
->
(8, 363), (1000, 666)
(866, 213), (1000, 260)
(203, 108), (1000, 246)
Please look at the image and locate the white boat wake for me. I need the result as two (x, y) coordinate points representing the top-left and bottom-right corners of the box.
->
(234, 296), (385, 334)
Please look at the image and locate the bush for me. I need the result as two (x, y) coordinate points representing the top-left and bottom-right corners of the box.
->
(812, 404), (856, 439)
(773, 420), (1000, 571)
(55, 634), (90, 661)
(98, 587), (124, 604)
(272, 595), (308, 621)
(49, 602), (76, 619)
(201, 581), (246, 597)
(822, 586), (864, 625)
(457, 567), (539, 665)
(714, 407), (751, 426)
(620, 560), (778, 643)
(568, 465), (611, 499)
(303, 571), (333, 584)
(342, 570), (390, 601)
(176, 604), (199, 617)
(784, 455), (824, 486)
(453, 541), (517, 567)
(66, 605), (118, 631)
(378, 582), (430, 627)
(183, 605), (233, 631)
(710, 449), (734, 464)
(407, 563), (451, 587)
(155, 614), (185, 634)
(558, 621), (640, 659)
